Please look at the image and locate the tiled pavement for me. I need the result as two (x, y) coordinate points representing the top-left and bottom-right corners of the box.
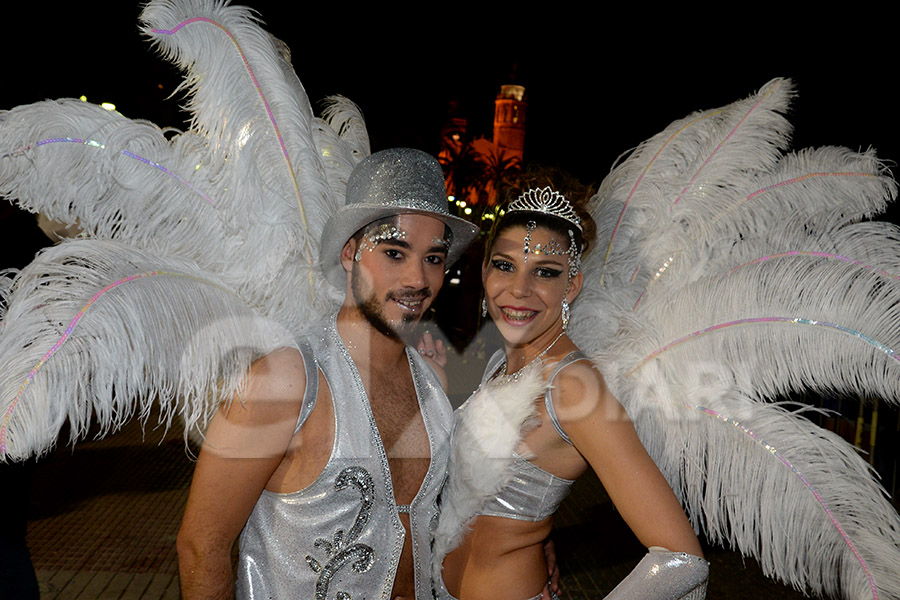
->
(17, 416), (830, 600)
(25, 419), (189, 599)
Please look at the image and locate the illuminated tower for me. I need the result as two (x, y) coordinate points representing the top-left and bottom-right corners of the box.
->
(492, 84), (527, 162)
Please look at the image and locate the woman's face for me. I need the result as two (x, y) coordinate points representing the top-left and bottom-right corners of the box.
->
(482, 224), (582, 348)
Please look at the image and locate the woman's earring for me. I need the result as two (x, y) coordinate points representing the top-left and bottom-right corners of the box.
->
(482, 298), (488, 318)
(561, 298), (570, 331)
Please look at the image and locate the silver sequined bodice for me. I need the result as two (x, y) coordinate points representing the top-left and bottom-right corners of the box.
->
(475, 350), (583, 522)
(477, 455), (574, 522)
(235, 316), (452, 600)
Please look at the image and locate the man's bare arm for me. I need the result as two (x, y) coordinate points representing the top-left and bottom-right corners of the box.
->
(177, 348), (306, 599)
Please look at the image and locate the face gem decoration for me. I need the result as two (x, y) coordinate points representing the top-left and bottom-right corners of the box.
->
(521, 221), (582, 279)
(532, 238), (565, 257)
(566, 229), (582, 279)
(354, 223), (407, 261)
(522, 221), (537, 263)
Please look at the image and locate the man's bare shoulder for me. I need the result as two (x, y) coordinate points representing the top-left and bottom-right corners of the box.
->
(219, 348), (307, 423)
(208, 347), (308, 458)
(239, 347), (307, 399)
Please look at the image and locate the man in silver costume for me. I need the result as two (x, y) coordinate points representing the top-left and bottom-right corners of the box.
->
(176, 148), (479, 599)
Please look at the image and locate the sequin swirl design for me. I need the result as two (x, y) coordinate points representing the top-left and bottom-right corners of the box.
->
(305, 467), (376, 600)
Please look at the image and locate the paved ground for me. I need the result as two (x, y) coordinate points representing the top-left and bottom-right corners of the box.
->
(13, 414), (854, 600)
(25, 419), (188, 599)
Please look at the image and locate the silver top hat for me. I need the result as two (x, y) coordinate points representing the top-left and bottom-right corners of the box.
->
(319, 148), (479, 287)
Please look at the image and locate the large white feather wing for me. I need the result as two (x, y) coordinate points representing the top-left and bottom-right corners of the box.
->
(0, 0), (372, 460)
(572, 78), (900, 599)
(0, 239), (295, 461)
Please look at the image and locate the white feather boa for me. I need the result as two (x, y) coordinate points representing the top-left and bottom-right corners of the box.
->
(432, 361), (546, 584)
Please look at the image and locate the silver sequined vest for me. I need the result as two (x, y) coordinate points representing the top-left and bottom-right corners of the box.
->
(235, 317), (452, 599)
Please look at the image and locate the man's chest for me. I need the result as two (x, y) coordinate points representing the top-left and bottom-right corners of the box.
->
(368, 374), (432, 501)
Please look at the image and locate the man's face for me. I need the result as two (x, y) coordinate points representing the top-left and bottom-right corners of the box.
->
(345, 214), (449, 340)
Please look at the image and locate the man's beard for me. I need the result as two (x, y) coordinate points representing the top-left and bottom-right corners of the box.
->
(351, 265), (431, 341)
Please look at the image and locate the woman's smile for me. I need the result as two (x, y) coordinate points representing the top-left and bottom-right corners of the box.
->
(498, 305), (539, 324)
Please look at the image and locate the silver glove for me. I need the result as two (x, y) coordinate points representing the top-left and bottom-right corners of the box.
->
(603, 547), (708, 600)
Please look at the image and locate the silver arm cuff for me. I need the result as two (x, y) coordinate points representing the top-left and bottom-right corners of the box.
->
(603, 547), (709, 600)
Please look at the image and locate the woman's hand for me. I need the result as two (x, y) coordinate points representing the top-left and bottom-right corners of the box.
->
(416, 330), (448, 390)
(543, 538), (562, 599)
(416, 330), (447, 367)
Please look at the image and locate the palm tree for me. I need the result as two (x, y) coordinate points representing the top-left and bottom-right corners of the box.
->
(439, 137), (486, 220)
(481, 147), (521, 206)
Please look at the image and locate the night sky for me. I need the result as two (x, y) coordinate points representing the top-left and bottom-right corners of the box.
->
(3, 3), (899, 256)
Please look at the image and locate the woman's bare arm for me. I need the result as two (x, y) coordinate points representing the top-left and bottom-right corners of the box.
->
(552, 362), (702, 557)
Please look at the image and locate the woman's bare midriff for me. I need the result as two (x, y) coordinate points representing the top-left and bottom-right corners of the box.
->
(442, 514), (553, 600)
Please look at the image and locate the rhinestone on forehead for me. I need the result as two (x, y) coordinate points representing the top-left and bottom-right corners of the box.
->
(354, 223), (406, 261)
(507, 186), (582, 232)
(520, 220), (582, 279)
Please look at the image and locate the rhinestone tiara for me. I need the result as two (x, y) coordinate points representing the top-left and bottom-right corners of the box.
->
(507, 186), (583, 232)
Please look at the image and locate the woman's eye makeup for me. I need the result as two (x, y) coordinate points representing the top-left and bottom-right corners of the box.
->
(490, 257), (562, 279)
(536, 267), (563, 278)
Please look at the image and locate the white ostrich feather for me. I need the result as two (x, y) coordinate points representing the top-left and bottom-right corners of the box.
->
(612, 374), (900, 600)
(0, 239), (295, 461)
(590, 79), (793, 288)
(139, 0), (340, 316)
(0, 0), (369, 461)
(140, 0), (333, 237)
(319, 96), (371, 164)
(311, 95), (371, 233)
(0, 100), (230, 269)
(570, 78), (900, 599)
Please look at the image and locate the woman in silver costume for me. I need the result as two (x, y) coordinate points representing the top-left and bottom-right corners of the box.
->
(427, 169), (709, 600)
